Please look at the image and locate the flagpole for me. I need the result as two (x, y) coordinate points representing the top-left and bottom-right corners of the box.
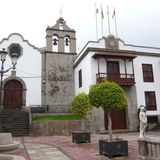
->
(114, 8), (118, 38)
(113, 7), (118, 38)
(101, 5), (104, 37)
(107, 5), (111, 35)
(95, 4), (99, 40)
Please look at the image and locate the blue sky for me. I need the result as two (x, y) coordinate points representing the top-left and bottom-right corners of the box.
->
(0, 0), (160, 52)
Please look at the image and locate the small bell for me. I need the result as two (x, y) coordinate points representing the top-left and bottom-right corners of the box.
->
(65, 38), (69, 46)
(53, 38), (58, 45)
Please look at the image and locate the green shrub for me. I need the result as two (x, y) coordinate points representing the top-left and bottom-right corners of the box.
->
(70, 92), (93, 118)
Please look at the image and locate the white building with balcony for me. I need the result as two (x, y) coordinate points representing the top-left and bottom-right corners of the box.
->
(74, 35), (160, 132)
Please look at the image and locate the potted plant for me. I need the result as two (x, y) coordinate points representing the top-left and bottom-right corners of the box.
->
(89, 80), (128, 158)
(70, 92), (93, 143)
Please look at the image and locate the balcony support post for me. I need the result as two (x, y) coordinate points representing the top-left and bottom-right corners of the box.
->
(97, 57), (100, 74)
(131, 60), (135, 76)
(105, 58), (108, 76)
(124, 59), (127, 78)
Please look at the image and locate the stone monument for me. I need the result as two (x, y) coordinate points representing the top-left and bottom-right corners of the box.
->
(139, 105), (147, 138)
(138, 105), (160, 159)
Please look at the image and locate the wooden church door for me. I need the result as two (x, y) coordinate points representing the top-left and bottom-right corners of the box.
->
(4, 80), (23, 110)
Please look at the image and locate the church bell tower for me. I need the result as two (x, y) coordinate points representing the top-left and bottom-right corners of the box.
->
(42, 17), (76, 112)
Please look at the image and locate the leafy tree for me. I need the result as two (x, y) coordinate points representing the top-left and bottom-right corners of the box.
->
(70, 92), (93, 130)
(89, 81), (127, 141)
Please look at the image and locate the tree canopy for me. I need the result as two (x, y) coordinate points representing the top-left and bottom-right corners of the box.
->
(89, 80), (127, 141)
(89, 81), (127, 110)
(70, 92), (93, 118)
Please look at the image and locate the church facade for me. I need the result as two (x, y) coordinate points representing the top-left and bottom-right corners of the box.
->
(0, 33), (41, 110)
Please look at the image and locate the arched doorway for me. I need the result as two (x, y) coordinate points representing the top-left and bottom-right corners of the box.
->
(3, 80), (23, 110)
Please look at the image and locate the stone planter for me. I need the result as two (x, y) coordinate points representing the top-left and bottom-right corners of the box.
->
(72, 131), (91, 143)
(99, 140), (128, 158)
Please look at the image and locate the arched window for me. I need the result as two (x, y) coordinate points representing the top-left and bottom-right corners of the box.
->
(8, 43), (22, 58)
(52, 35), (58, 52)
(64, 36), (70, 53)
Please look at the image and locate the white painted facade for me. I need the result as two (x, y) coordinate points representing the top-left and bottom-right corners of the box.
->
(118, 40), (160, 116)
(74, 35), (160, 131)
(0, 33), (41, 106)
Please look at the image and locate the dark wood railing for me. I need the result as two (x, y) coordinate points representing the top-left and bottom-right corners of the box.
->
(96, 73), (135, 86)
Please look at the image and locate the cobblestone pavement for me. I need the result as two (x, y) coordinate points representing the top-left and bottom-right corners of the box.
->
(0, 131), (160, 160)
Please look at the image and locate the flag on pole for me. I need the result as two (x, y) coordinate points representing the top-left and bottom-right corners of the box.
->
(101, 5), (104, 19)
(95, 3), (99, 40)
(95, 3), (99, 14)
(112, 8), (116, 18)
(112, 7), (118, 38)
(100, 4), (104, 36)
(107, 5), (111, 35)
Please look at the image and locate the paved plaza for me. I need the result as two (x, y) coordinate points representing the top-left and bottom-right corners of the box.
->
(0, 131), (160, 160)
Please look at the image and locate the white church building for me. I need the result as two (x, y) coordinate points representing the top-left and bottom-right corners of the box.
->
(0, 33), (41, 110)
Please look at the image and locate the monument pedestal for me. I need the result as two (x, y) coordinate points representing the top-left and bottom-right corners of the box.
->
(138, 137), (160, 160)
(0, 133), (20, 151)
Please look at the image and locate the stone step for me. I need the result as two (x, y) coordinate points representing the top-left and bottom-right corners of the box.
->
(0, 110), (30, 136)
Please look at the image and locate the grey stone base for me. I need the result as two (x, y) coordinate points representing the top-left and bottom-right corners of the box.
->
(138, 137), (160, 160)
(138, 155), (160, 160)
(0, 154), (25, 160)
(0, 141), (20, 151)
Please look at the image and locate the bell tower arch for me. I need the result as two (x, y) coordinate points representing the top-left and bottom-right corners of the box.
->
(46, 17), (76, 53)
(42, 17), (76, 113)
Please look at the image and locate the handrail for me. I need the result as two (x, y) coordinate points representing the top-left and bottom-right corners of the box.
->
(96, 73), (135, 85)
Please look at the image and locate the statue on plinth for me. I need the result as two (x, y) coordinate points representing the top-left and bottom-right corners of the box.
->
(139, 105), (147, 138)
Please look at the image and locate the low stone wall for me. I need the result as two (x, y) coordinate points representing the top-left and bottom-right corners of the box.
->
(32, 120), (91, 136)
(138, 137), (160, 160)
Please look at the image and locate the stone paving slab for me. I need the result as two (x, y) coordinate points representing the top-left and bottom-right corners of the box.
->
(24, 142), (71, 160)
(2, 131), (160, 160)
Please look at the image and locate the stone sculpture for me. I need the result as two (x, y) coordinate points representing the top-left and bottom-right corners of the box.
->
(139, 105), (147, 138)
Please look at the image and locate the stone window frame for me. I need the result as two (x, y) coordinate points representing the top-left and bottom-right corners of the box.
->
(145, 91), (157, 111)
(142, 64), (154, 82)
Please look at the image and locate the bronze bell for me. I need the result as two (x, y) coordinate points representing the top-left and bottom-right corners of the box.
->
(53, 38), (58, 45)
(65, 38), (69, 46)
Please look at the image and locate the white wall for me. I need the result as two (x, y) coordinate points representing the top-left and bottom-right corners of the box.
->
(119, 40), (160, 116)
(0, 33), (41, 106)
(134, 56), (160, 115)
(75, 52), (92, 95)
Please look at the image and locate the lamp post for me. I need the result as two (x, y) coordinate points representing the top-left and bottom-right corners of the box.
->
(0, 48), (18, 110)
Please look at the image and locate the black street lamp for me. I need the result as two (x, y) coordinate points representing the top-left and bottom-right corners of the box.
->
(0, 48), (19, 109)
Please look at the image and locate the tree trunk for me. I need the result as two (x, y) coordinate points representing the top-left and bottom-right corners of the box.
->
(81, 118), (85, 131)
(107, 111), (112, 141)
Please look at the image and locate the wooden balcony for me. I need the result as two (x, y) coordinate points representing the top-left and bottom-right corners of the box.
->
(96, 73), (135, 86)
